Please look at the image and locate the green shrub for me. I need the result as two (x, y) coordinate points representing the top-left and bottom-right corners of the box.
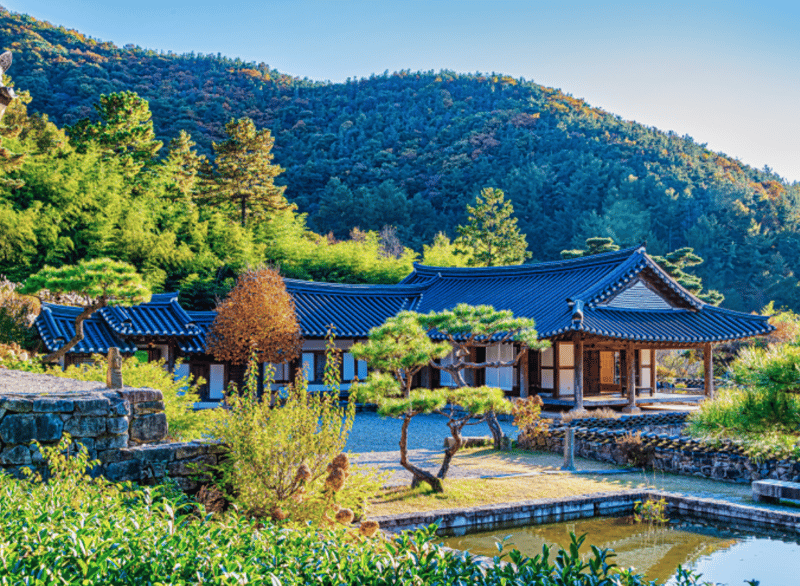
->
(0, 447), (712, 585)
(47, 355), (217, 440)
(211, 345), (384, 523)
(687, 338), (800, 460)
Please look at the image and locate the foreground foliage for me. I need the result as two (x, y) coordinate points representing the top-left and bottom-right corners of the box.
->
(0, 440), (712, 585)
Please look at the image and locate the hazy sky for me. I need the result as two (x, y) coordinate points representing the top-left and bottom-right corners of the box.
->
(5, 0), (799, 182)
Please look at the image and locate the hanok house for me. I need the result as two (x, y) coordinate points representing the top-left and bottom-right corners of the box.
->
(283, 245), (773, 412)
(35, 246), (773, 411)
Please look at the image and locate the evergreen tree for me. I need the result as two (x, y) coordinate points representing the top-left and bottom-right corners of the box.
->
(560, 237), (620, 259)
(454, 187), (531, 267)
(202, 118), (290, 227)
(20, 258), (150, 363)
(652, 247), (725, 305)
(162, 130), (205, 203)
(66, 91), (162, 178)
(563, 238), (724, 306)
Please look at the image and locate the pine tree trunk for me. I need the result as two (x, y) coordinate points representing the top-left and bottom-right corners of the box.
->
(486, 410), (505, 449)
(399, 413), (442, 493)
(43, 300), (107, 363)
(437, 419), (464, 480)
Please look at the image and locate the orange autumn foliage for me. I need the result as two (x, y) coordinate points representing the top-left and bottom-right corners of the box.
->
(206, 267), (303, 365)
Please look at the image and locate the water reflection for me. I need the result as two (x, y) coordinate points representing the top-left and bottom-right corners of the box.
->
(440, 515), (800, 584)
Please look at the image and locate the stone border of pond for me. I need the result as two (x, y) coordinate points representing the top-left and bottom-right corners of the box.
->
(372, 489), (800, 536)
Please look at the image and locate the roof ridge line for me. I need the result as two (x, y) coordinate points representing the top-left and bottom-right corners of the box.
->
(283, 277), (435, 295)
(411, 245), (643, 276)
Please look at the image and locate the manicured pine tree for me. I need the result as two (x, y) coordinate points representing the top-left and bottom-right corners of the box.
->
(455, 187), (531, 266)
(417, 304), (546, 461)
(560, 237), (619, 259)
(20, 258), (150, 363)
(350, 312), (451, 492)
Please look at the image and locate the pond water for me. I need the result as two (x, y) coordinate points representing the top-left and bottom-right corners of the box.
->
(440, 514), (800, 585)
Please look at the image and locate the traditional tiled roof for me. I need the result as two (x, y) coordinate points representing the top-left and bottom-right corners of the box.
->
(99, 293), (201, 337)
(33, 246), (774, 354)
(283, 279), (431, 337)
(377, 246), (771, 343)
(179, 311), (217, 354)
(36, 303), (137, 354)
(35, 294), (207, 356)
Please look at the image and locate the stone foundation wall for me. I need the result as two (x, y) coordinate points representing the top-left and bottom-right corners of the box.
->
(0, 374), (222, 489)
(531, 426), (800, 484)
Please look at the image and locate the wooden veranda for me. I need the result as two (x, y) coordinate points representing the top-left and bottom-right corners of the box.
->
(529, 332), (717, 413)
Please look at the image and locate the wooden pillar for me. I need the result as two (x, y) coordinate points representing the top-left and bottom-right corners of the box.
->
(650, 347), (657, 395)
(704, 342), (715, 400)
(520, 346), (529, 398)
(572, 333), (584, 411)
(553, 342), (560, 399)
(622, 341), (640, 413)
(167, 339), (176, 373)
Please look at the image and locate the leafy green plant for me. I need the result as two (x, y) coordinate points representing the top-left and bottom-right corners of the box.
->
(634, 498), (669, 525)
(687, 337), (800, 460)
(0, 439), (724, 585)
(211, 338), (382, 523)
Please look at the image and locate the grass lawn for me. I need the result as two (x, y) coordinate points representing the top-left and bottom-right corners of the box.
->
(367, 448), (754, 518)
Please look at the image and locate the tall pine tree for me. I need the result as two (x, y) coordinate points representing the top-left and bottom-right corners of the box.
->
(202, 118), (290, 227)
(455, 187), (531, 267)
(66, 91), (162, 179)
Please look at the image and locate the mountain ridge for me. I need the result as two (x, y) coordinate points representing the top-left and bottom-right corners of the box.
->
(1, 7), (799, 312)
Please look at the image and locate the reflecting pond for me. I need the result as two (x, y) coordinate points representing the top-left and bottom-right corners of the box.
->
(440, 515), (800, 585)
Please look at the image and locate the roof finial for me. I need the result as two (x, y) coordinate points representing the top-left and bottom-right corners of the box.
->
(569, 299), (584, 324)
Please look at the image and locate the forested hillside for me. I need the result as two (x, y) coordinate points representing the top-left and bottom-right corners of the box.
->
(1, 7), (799, 312)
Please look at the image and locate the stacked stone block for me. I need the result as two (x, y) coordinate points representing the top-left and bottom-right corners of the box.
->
(0, 383), (221, 489)
(531, 424), (800, 484)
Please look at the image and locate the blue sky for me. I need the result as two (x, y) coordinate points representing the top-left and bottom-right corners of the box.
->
(5, 0), (800, 182)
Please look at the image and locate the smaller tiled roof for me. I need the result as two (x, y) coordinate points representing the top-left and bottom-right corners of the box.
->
(283, 278), (432, 337)
(36, 303), (137, 355)
(99, 293), (201, 337)
(179, 311), (217, 354)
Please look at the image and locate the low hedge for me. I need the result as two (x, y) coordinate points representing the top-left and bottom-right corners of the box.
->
(0, 443), (711, 585)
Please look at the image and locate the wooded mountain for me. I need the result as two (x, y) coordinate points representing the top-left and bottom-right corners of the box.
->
(2, 7), (799, 312)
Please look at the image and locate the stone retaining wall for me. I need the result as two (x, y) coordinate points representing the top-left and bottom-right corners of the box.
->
(0, 377), (222, 489)
(532, 426), (800, 483)
(374, 490), (800, 535)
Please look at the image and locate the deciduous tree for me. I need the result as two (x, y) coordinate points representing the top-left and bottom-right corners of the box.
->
(455, 187), (531, 267)
(20, 258), (150, 362)
(205, 266), (302, 365)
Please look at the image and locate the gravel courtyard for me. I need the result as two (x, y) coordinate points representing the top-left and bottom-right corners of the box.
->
(346, 411), (519, 485)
